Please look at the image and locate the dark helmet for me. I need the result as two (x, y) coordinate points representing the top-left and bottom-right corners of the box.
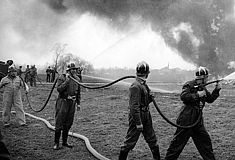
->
(6, 60), (13, 66)
(195, 66), (209, 79)
(66, 63), (78, 71)
(136, 61), (150, 76)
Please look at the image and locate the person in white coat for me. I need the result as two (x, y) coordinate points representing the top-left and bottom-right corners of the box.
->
(0, 66), (29, 127)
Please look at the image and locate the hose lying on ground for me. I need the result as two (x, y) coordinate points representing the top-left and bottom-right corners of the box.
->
(2, 111), (110, 160)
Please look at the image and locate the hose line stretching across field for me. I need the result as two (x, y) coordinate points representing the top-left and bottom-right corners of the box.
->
(68, 75), (203, 129)
(23, 74), (203, 129)
(1, 111), (110, 160)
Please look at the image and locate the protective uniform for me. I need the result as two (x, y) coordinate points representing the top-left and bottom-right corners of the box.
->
(119, 61), (160, 160)
(0, 74), (26, 126)
(53, 64), (81, 149)
(165, 68), (221, 160)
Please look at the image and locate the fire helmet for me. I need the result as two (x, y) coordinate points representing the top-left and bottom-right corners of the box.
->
(6, 60), (13, 66)
(195, 66), (209, 79)
(66, 63), (78, 71)
(136, 61), (150, 76)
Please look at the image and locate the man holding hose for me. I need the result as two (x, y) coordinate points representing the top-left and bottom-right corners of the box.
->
(164, 66), (221, 160)
(53, 63), (81, 150)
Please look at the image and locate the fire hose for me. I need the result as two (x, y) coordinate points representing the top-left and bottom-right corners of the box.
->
(14, 75), (221, 159)
(22, 74), (222, 128)
(1, 111), (110, 160)
(68, 75), (203, 129)
(19, 76), (58, 112)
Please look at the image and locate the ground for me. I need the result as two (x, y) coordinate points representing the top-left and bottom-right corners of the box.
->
(0, 76), (234, 160)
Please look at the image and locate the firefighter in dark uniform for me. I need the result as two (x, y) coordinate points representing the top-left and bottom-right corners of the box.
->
(53, 63), (81, 150)
(164, 67), (221, 160)
(118, 61), (161, 160)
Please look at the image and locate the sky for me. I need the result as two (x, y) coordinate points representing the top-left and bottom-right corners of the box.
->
(0, 0), (234, 72)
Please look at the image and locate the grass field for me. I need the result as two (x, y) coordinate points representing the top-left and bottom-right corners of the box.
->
(0, 75), (234, 160)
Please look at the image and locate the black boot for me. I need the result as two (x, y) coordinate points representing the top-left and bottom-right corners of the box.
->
(53, 130), (61, 150)
(151, 145), (161, 160)
(62, 130), (73, 148)
(118, 150), (129, 160)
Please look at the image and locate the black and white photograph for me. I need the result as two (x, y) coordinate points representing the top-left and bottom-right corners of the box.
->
(0, 0), (234, 160)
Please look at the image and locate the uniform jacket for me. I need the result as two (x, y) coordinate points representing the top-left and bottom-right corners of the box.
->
(57, 74), (81, 105)
(177, 79), (220, 125)
(0, 75), (24, 109)
(129, 77), (153, 125)
(0, 75), (23, 92)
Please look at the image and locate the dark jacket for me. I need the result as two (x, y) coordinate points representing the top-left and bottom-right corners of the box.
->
(177, 79), (220, 125)
(57, 74), (81, 105)
(129, 77), (153, 125)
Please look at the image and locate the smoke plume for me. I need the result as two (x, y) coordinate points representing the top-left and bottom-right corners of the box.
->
(0, 0), (235, 75)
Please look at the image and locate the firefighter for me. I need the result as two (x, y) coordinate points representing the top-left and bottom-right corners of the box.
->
(0, 66), (29, 127)
(164, 67), (221, 160)
(118, 61), (161, 160)
(53, 63), (81, 150)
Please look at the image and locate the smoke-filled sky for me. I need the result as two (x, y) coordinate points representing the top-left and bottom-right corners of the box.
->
(0, 0), (235, 73)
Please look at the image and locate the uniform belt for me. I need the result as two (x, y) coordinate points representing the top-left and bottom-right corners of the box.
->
(67, 95), (76, 100)
(140, 106), (149, 112)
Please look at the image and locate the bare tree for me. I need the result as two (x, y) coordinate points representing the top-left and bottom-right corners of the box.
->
(51, 43), (67, 71)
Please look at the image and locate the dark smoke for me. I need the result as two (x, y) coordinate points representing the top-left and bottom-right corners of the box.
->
(39, 0), (235, 75)
(1, 0), (235, 75)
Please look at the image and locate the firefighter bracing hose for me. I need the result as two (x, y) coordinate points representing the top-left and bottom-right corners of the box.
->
(22, 66), (222, 129)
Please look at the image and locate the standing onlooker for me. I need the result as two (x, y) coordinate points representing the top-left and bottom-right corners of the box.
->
(17, 66), (23, 77)
(164, 66), (221, 160)
(0, 67), (28, 127)
(29, 65), (37, 87)
(46, 66), (51, 83)
(118, 61), (161, 160)
(53, 63), (81, 150)
(51, 67), (58, 83)
(24, 65), (30, 83)
(76, 67), (83, 82)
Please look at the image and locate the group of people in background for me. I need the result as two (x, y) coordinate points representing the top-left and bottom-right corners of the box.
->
(46, 66), (58, 83)
(16, 64), (37, 87)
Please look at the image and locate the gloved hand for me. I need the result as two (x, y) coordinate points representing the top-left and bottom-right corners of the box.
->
(65, 73), (70, 80)
(64, 73), (70, 84)
(136, 124), (143, 131)
(215, 82), (221, 90)
(76, 104), (81, 111)
(149, 92), (155, 100)
(198, 90), (206, 98)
